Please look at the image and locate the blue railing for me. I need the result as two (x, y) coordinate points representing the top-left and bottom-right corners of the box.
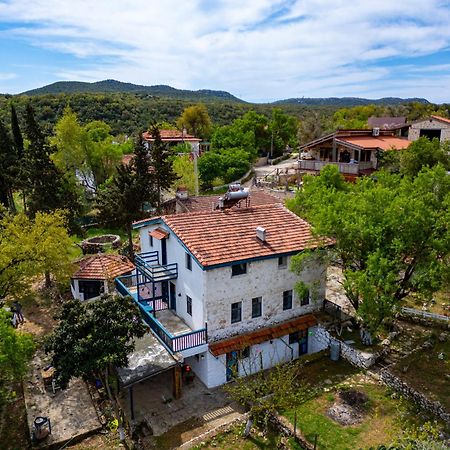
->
(115, 275), (207, 353)
(135, 251), (159, 267)
(135, 251), (178, 282)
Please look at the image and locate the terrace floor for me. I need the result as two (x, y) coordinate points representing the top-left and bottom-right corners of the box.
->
(154, 309), (193, 336)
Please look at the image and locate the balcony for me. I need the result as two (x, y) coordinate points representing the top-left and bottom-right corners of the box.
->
(298, 160), (373, 175)
(115, 274), (208, 354)
(135, 251), (178, 282)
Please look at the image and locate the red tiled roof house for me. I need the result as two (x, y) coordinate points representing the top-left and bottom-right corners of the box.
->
(116, 203), (331, 388)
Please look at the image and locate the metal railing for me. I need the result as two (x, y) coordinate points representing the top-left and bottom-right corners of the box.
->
(299, 160), (373, 175)
(323, 299), (343, 321)
(135, 251), (159, 267)
(138, 263), (178, 282)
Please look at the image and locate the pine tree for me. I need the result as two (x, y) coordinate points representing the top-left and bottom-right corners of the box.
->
(149, 124), (178, 210)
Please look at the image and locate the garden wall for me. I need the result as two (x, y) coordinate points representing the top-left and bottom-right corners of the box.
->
(380, 370), (450, 423)
(311, 325), (380, 369)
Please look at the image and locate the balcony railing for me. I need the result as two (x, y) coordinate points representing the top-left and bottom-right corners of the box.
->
(299, 160), (373, 175)
(135, 251), (178, 282)
(115, 275), (207, 353)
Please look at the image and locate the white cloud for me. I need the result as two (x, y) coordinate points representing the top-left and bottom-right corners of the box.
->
(1, 0), (450, 101)
(0, 72), (17, 81)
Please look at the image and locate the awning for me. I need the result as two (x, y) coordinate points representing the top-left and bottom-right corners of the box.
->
(149, 227), (169, 240)
(209, 314), (317, 356)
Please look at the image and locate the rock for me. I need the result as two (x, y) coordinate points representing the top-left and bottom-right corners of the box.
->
(423, 340), (433, 349)
(438, 332), (448, 343)
(381, 339), (391, 346)
(324, 379), (333, 385)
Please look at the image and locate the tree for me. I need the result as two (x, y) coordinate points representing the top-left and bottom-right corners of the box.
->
(297, 112), (324, 145)
(0, 209), (73, 298)
(225, 360), (312, 436)
(176, 104), (212, 139)
(0, 120), (17, 211)
(10, 104), (26, 211)
(23, 105), (82, 228)
(0, 309), (34, 407)
(269, 108), (298, 158)
(96, 136), (156, 257)
(172, 154), (197, 194)
(287, 165), (450, 336)
(149, 125), (178, 210)
(44, 295), (146, 443)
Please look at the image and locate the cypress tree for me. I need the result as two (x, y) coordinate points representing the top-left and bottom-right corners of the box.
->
(10, 103), (25, 210)
(0, 120), (17, 211)
(148, 125), (178, 210)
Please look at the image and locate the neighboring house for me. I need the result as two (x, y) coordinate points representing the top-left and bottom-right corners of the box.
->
(298, 129), (411, 179)
(142, 129), (201, 153)
(368, 116), (408, 136)
(408, 115), (450, 143)
(116, 203), (330, 388)
(161, 187), (282, 214)
(72, 254), (134, 301)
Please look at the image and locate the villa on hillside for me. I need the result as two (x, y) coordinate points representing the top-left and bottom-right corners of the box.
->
(115, 202), (330, 403)
(298, 129), (411, 179)
(143, 129), (201, 153)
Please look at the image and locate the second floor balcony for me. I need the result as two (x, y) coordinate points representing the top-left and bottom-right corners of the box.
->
(115, 274), (207, 355)
(135, 251), (178, 283)
(298, 160), (374, 175)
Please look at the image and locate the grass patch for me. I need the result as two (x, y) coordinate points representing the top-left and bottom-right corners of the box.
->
(192, 424), (302, 450)
(391, 337), (450, 411)
(403, 289), (450, 317)
(284, 377), (440, 450)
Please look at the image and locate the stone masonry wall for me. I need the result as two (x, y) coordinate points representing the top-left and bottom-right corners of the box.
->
(380, 370), (450, 423)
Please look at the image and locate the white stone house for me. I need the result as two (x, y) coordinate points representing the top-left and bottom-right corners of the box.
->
(408, 115), (450, 143)
(116, 204), (330, 388)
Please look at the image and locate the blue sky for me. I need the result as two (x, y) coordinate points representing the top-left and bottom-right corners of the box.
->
(1, 0), (450, 102)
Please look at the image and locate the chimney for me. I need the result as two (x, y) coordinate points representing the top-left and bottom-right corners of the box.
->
(176, 186), (188, 200)
(256, 226), (266, 242)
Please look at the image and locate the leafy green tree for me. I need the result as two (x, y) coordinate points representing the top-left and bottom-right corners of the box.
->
(172, 154), (197, 194)
(176, 103), (212, 139)
(0, 309), (34, 407)
(288, 165), (450, 336)
(225, 360), (312, 436)
(269, 108), (298, 158)
(149, 125), (178, 209)
(400, 137), (450, 177)
(44, 295), (147, 443)
(0, 209), (73, 298)
(96, 136), (156, 257)
(297, 112), (324, 145)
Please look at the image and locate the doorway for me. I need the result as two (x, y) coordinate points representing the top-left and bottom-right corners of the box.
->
(169, 282), (176, 311)
(226, 351), (238, 381)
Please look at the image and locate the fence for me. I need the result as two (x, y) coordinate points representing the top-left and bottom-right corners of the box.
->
(401, 307), (449, 322)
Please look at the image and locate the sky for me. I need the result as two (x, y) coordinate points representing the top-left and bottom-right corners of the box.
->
(1, 0), (450, 103)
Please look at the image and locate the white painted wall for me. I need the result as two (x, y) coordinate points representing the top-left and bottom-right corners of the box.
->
(138, 224), (206, 331)
(71, 278), (108, 301)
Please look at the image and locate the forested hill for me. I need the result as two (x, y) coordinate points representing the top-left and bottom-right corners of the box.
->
(273, 96), (430, 106)
(20, 79), (245, 102)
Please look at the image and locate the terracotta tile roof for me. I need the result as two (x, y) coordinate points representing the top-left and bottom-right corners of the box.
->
(209, 314), (317, 356)
(179, 190), (282, 213)
(149, 227), (169, 240)
(337, 135), (411, 151)
(73, 254), (135, 280)
(159, 204), (327, 267)
(431, 115), (450, 125)
(142, 129), (201, 142)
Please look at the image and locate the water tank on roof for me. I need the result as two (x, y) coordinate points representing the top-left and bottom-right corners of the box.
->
(225, 189), (249, 201)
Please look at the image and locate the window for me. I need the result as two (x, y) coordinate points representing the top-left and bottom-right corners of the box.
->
(231, 302), (242, 323)
(185, 252), (192, 271)
(231, 263), (247, 276)
(360, 149), (371, 162)
(186, 295), (192, 316)
(252, 297), (262, 318)
(301, 289), (310, 306)
(278, 256), (287, 268)
(149, 234), (153, 247)
(239, 346), (250, 358)
(283, 290), (293, 310)
(289, 331), (299, 345)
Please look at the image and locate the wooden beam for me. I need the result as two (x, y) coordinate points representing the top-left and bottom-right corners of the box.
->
(173, 365), (182, 400)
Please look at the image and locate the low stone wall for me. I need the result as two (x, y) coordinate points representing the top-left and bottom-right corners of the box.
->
(400, 307), (450, 330)
(380, 370), (450, 424)
(270, 413), (312, 450)
(311, 325), (380, 369)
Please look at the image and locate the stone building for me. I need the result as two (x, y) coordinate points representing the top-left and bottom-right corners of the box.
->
(408, 115), (450, 142)
(116, 203), (329, 388)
